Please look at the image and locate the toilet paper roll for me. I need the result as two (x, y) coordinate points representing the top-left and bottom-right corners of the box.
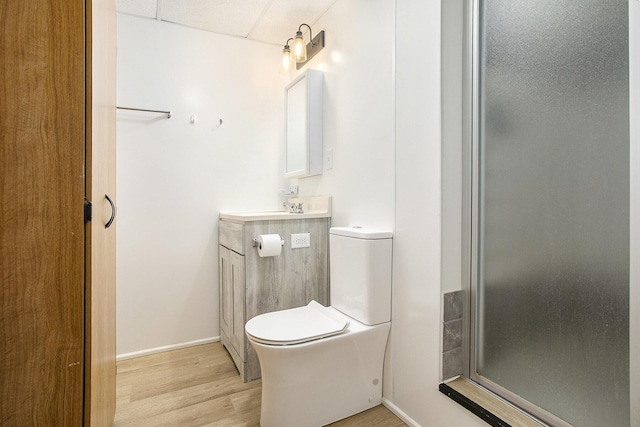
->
(257, 234), (282, 257)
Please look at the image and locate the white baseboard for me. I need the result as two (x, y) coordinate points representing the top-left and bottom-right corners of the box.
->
(116, 336), (221, 361)
(382, 397), (421, 427)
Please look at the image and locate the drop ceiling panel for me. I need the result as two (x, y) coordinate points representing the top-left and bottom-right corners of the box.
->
(114, 0), (335, 46)
(116, 0), (158, 18)
(161, 0), (271, 38)
(247, 0), (337, 45)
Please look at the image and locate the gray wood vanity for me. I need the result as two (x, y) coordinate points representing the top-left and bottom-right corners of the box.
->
(218, 198), (331, 382)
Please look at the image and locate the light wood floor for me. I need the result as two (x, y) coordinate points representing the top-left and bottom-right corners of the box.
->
(114, 342), (407, 427)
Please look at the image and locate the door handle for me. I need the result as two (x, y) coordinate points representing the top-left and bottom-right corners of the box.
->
(105, 194), (116, 229)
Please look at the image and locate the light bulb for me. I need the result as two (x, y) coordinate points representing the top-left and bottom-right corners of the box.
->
(282, 45), (292, 71)
(293, 31), (307, 63)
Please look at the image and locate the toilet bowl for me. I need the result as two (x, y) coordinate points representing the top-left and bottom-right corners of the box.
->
(245, 227), (393, 427)
(246, 305), (390, 427)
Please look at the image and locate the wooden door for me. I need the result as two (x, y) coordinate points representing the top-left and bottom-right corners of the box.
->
(85, 0), (117, 425)
(0, 1), (86, 425)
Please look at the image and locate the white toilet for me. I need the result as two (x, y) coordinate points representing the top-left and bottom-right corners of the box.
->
(245, 226), (393, 427)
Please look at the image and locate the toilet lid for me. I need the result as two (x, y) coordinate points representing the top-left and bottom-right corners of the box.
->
(245, 300), (349, 345)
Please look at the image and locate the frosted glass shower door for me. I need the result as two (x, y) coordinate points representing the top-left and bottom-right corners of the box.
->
(472, 1), (630, 426)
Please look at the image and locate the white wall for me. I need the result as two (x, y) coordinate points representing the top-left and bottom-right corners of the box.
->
(116, 15), (286, 356)
(288, 0), (396, 231)
(389, 0), (484, 425)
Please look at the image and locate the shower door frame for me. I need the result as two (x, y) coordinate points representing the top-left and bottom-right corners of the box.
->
(630, 1), (639, 426)
(460, 0), (639, 425)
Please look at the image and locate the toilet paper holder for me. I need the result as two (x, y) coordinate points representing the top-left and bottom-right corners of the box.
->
(252, 237), (286, 248)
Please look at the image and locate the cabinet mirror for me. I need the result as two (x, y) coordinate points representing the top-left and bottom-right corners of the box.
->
(285, 69), (323, 178)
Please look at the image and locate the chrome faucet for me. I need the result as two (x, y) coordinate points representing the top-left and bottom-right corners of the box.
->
(283, 201), (304, 213)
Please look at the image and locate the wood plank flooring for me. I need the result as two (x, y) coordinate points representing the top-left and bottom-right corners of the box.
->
(114, 342), (407, 426)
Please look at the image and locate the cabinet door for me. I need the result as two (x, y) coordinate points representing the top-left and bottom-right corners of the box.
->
(230, 250), (246, 356)
(219, 245), (233, 338)
(0, 1), (85, 424)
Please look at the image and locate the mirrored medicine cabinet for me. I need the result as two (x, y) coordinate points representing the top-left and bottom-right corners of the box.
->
(284, 69), (323, 178)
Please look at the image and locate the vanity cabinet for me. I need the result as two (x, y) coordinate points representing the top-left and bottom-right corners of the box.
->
(218, 216), (330, 382)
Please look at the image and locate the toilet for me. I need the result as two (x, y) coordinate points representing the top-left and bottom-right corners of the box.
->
(245, 226), (393, 427)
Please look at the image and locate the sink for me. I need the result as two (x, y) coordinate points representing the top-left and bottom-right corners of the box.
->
(220, 196), (331, 222)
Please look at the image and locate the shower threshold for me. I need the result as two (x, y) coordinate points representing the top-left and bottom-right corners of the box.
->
(439, 377), (544, 427)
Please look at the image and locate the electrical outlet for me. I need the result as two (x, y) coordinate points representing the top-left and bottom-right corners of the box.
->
(289, 185), (299, 196)
(291, 233), (310, 249)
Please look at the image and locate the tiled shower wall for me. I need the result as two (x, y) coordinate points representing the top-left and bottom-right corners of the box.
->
(442, 290), (463, 380)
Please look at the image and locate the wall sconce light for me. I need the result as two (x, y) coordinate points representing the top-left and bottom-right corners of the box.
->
(293, 25), (309, 63)
(282, 38), (293, 71)
(283, 23), (325, 71)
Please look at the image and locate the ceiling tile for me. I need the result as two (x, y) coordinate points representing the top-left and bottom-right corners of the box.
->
(160, 0), (271, 38)
(247, 0), (338, 45)
(116, 0), (158, 18)
(115, 0), (337, 46)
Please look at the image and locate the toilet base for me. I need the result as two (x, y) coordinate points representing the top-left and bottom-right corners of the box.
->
(249, 316), (390, 427)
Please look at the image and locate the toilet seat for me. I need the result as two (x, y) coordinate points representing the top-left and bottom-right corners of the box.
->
(245, 300), (349, 346)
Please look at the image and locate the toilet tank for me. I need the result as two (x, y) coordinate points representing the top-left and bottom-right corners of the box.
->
(329, 227), (393, 325)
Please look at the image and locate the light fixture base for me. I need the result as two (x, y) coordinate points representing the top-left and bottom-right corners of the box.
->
(296, 30), (325, 70)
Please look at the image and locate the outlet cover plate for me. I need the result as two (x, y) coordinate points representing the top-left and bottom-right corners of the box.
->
(291, 233), (310, 249)
(325, 148), (334, 170)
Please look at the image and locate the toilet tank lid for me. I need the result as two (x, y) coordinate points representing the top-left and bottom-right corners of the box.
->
(330, 226), (392, 239)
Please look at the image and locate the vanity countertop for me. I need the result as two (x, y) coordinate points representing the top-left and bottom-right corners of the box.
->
(219, 210), (331, 222)
(220, 196), (331, 222)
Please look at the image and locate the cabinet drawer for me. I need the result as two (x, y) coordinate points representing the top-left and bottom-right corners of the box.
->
(219, 220), (244, 254)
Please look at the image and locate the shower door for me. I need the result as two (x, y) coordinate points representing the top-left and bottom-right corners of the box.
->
(469, 1), (630, 425)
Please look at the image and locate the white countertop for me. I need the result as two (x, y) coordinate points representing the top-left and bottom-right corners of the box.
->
(219, 210), (331, 222)
(220, 196), (332, 222)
